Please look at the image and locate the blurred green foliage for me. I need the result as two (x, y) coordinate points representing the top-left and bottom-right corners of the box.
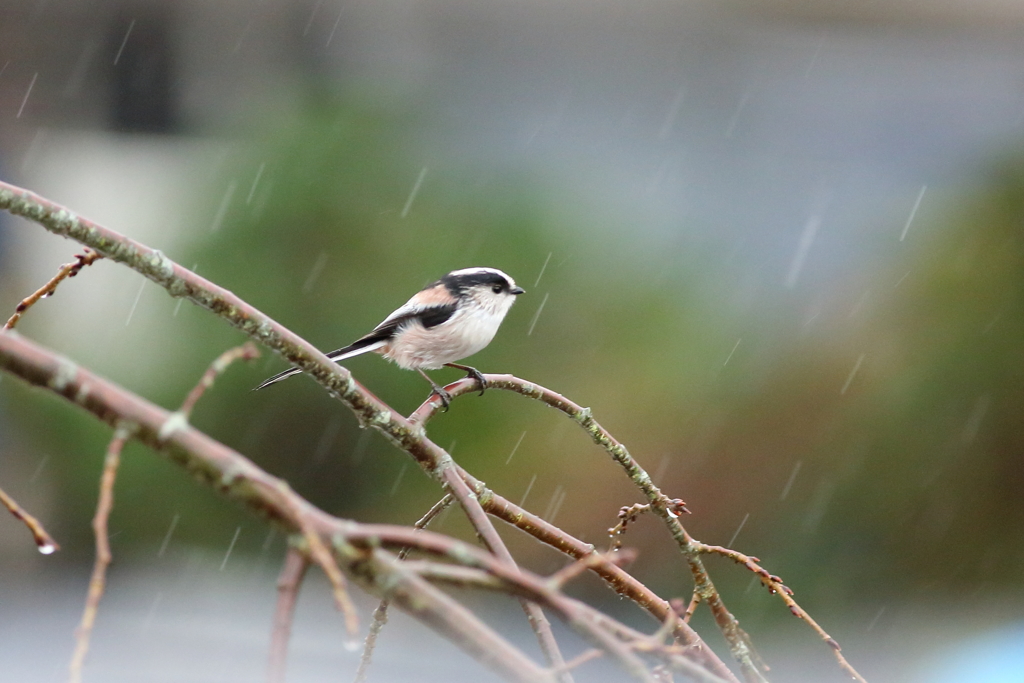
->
(3, 98), (1024, 635)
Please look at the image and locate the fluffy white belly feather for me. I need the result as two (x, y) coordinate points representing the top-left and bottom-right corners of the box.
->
(381, 306), (502, 370)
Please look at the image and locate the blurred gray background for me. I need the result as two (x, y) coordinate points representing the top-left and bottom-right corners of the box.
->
(2, 1), (1024, 681)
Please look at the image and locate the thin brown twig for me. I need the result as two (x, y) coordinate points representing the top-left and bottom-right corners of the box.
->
(682, 593), (701, 624)
(284, 484), (360, 638)
(547, 548), (637, 590)
(68, 424), (132, 683)
(180, 342), (260, 417)
(0, 484), (59, 553)
(355, 494), (453, 683)
(4, 249), (101, 330)
(268, 546), (310, 683)
(609, 500), (689, 551)
(694, 541), (867, 683)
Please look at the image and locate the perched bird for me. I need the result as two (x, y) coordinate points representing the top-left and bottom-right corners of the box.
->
(255, 267), (525, 407)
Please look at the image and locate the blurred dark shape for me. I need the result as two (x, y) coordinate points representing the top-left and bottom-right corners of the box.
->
(109, 7), (177, 133)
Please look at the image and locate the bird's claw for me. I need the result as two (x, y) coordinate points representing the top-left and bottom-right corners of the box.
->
(432, 386), (452, 412)
(465, 367), (487, 396)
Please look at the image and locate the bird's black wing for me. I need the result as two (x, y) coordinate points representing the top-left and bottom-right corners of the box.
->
(325, 303), (457, 359)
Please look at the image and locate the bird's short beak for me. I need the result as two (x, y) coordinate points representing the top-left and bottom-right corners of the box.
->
(511, 286), (525, 295)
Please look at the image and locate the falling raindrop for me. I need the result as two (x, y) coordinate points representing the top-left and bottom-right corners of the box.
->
(344, 638), (361, 653)
(113, 19), (136, 65)
(326, 5), (346, 47)
(219, 526), (242, 571)
(658, 85), (686, 140)
(900, 185), (927, 242)
(723, 338), (742, 366)
(505, 431), (527, 465)
(653, 454), (670, 483)
(302, 252), (330, 294)
(312, 415), (343, 463)
(245, 161), (266, 204)
(840, 353), (865, 395)
(389, 463), (409, 497)
(400, 166), (428, 218)
(350, 429), (372, 465)
(727, 512), (750, 547)
(62, 40), (98, 99)
(17, 72), (38, 119)
(527, 292), (549, 336)
(125, 279), (146, 326)
(29, 455), (49, 483)
(865, 605), (887, 632)
(303, 0), (324, 36)
(542, 485), (564, 520)
(779, 460), (803, 501)
(804, 31), (827, 78)
(533, 252), (552, 288)
(518, 473), (537, 508)
(157, 512), (180, 558)
(209, 180), (238, 232)
(785, 215), (821, 289)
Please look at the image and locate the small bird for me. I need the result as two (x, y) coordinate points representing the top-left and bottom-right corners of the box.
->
(255, 267), (525, 407)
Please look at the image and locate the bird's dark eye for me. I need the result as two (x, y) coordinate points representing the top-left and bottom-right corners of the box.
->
(492, 285), (503, 294)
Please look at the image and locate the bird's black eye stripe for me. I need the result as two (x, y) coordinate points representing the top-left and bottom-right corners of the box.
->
(440, 270), (512, 296)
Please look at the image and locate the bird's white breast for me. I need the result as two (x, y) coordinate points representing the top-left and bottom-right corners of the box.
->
(382, 302), (508, 370)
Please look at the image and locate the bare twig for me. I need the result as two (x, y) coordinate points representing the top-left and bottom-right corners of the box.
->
(268, 546), (310, 683)
(355, 494), (453, 683)
(609, 500), (689, 551)
(68, 424), (132, 683)
(284, 487), (360, 638)
(694, 541), (866, 683)
(682, 593), (701, 624)
(547, 549), (637, 590)
(0, 484), (59, 553)
(5, 249), (101, 329)
(180, 342), (260, 418)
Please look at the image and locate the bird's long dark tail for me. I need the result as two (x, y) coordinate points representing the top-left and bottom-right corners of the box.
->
(252, 339), (385, 391)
